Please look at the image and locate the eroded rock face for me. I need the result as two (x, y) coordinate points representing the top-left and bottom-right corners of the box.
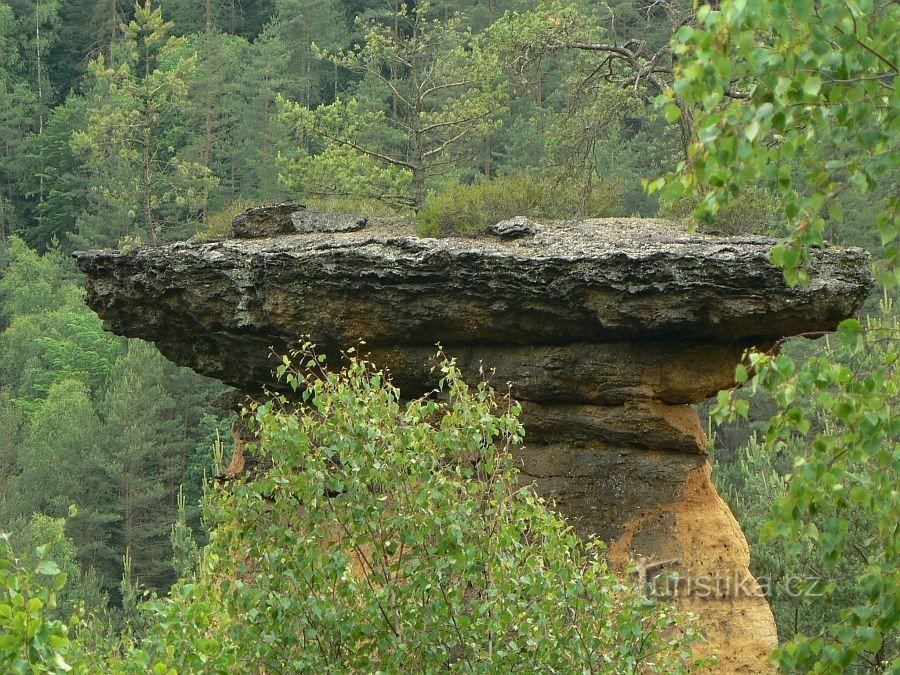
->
(75, 218), (870, 394)
(74, 215), (872, 673)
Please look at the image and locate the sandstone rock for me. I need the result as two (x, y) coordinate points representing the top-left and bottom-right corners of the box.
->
(513, 442), (708, 542)
(74, 214), (873, 674)
(517, 400), (707, 452)
(74, 218), (871, 394)
(515, 442), (778, 673)
(370, 342), (748, 405)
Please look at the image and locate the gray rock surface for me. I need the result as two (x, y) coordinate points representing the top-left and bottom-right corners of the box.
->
(487, 216), (537, 239)
(231, 202), (304, 238)
(290, 209), (367, 234)
(74, 217), (872, 393)
(231, 203), (366, 238)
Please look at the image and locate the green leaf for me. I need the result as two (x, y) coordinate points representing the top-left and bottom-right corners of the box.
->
(836, 318), (862, 348)
(53, 653), (72, 672)
(35, 561), (60, 576)
(744, 120), (761, 142)
(828, 202), (844, 224)
(803, 76), (822, 97)
(664, 103), (682, 123)
(876, 212), (897, 245)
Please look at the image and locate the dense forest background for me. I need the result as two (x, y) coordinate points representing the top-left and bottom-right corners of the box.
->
(0, 0), (895, 671)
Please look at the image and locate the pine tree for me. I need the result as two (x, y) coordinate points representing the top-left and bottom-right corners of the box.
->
(20, 96), (92, 250)
(271, 0), (345, 108)
(181, 30), (255, 215)
(6, 380), (119, 586)
(0, 4), (37, 240)
(169, 486), (199, 580)
(72, 1), (216, 247)
(98, 340), (223, 595)
(101, 340), (182, 593)
(280, 0), (508, 211)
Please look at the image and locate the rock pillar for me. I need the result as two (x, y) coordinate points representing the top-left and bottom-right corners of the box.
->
(371, 341), (779, 672)
(74, 211), (873, 672)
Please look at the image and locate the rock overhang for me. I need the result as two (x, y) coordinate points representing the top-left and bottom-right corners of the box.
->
(74, 217), (873, 396)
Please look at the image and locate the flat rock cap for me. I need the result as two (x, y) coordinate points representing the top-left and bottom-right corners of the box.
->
(74, 217), (873, 392)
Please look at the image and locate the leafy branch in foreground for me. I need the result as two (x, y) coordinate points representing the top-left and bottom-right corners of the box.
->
(0, 529), (73, 673)
(652, 0), (897, 287)
(123, 345), (703, 673)
(715, 298), (898, 672)
(657, 1), (898, 671)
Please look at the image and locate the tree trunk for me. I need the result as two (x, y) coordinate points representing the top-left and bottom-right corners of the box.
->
(202, 24), (215, 224)
(35, 0), (45, 209)
(412, 165), (426, 212)
(142, 99), (155, 243)
(261, 83), (271, 196)
(0, 186), (8, 242)
(391, 2), (400, 118)
(143, 133), (154, 244)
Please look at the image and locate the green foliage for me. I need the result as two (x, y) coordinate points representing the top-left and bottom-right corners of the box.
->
(71, 1), (217, 247)
(278, 104), (414, 206)
(0, 1), (51, 242)
(279, 0), (509, 211)
(0, 238), (124, 405)
(21, 96), (92, 251)
(0, 237), (73, 322)
(125, 347), (701, 672)
(658, 3), (899, 669)
(0, 399), (24, 512)
(659, 186), (783, 236)
(157, 0), (276, 38)
(2, 2), (896, 668)
(543, 80), (676, 217)
(714, 298), (898, 672)
(715, 430), (896, 663)
(0, 236), (225, 600)
(269, 0), (345, 108)
(8, 380), (103, 518)
(0, 530), (73, 673)
(0, 312), (124, 408)
(652, 0), (898, 287)
(97, 339), (220, 596)
(487, 0), (686, 215)
(5, 514), (106, 624)
(169, 487), (198, 581)
(304, 195), (408, 218)
(193, 198), (253, 240)
(417, 172), (623, 236)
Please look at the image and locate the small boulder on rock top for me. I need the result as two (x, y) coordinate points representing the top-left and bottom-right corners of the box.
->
(231, 203), (367, 238)
(487, 216), (537, 239)
(231, 202), (304, 238)
(290, 209), (367, 234)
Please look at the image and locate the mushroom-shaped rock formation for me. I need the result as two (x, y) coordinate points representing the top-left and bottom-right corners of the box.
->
(75, 215), (873, 673)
